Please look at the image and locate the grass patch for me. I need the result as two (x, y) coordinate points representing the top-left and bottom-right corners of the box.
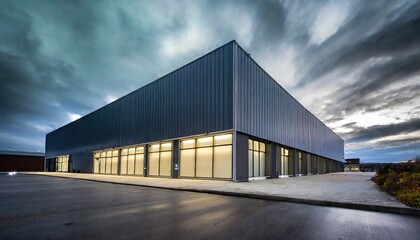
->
(372, 163), (420, 208)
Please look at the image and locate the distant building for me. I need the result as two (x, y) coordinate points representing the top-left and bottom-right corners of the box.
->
(0, 150), (45, 172)
(344, 158), (360, 172)
(45, 41), (344, 181)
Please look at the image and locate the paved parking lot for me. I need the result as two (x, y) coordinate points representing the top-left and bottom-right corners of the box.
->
(1, 174), (419, 240)
(25, 171), (406, 208)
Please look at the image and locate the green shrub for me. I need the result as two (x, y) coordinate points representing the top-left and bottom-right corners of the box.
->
(372, 163), (420, 208)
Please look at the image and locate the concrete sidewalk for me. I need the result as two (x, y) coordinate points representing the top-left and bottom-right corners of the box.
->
(21, 171), (420, 216)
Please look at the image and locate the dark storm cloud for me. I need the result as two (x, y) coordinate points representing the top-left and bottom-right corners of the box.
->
(376, 137), (420, 148)
(299, 1), (420, 131)
(0, 0), (418, 162)
(330, 83), (420, 117)
(0, 1), (106, 150)
(246, 0), (287, 48)
(299, 1), (420, 86)
(340, 53), (420, 101)
(342, 118), (420, 142)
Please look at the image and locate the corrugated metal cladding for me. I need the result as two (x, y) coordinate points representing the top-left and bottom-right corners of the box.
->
(46, 43), (234, 171)
(233, 42), (344, 161)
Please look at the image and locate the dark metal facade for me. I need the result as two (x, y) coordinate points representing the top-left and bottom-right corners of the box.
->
(46, 43), (234, 172)
(46, 40), (344, 173)
(233, 43), (344, 161)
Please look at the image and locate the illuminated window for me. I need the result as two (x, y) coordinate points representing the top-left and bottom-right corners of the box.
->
(307, 154), (312, 174)
(248, 139), (266, 177)
(179, 133), (232, 179)
(149, 152), (159, 176)
(120, 145), (145, 176)
(197, 137), (213, 147)
(180, 149), (195, 177)
(298, 152), (302, 174)
(148, 142), (172, 177)
(135, 153), (144, 175)
(55, 155), (69, 173)
(280, 147), (289, 175)
(214, 145), (232, 178)
(196, 147), (212, 178)
(214, 134), (232, 146)
(181, 139), (195, 149)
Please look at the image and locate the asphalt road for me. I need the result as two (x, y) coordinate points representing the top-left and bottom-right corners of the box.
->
(0, 174), (419, 240)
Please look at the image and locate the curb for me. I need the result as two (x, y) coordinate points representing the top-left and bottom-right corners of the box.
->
(22, 173), (420, 217)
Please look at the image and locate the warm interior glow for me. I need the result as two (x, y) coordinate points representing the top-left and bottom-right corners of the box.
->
(259, 142), (265, 152)
(253, 141), (259, 151)
(149, 144), (160, 152)
(213, 146), (232, 178)
(181, 139), (195, 149)
(180, 149), (195, 177)
(136, 146), (144, 154)
(160, 142), (172, 151)
(128, 147), (135, 154)
(214, 134), (232, 145)
(197, 137), (213, 147)
(121, 149), (128, 155)
(196, 147), (212, 177)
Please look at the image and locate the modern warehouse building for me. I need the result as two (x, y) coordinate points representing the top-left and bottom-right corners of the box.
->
(45, 40), (344, 181)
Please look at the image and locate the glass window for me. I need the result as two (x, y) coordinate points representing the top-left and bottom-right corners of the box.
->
(253, 151), (259, 177)
(181, 139), (195, 149)
(259, 152), (265, 176)
(135, 154), (144, 175)
(106, 151), (112, 157)
(111, 156), (118, 174)
(196, 147), (212, 178)
(248, 139), (253, 150)
(149, 144), (160, 153)
(121, 148), (128, 155)
(128, 147), (135, 155)
(248, 151), (253, 177)
(127, 155), (135, 175)
(100, 157), (106, 173)
(159, 151), (171, 177)
(94, 157), (99, 174)
(148, 152), (159, 176)
(100, 152), (106, 158)
(180, 149), (195, 177)
(213, 145), (232, 178)
(160, 143), (172, 152)
(307, 154), (312, 174)
(179, 133), (233, 179)
(253, 141), (259, 151)
(249, 140), (266, 177)
(197, 137), (213, 147)
(136, 146), (144, 154)
(94, 152), (100, 158)
(120, 155), (128, 175)
(260, 142), (265, 152)
(280, 147), (289, 176)
(214, 134), (232, 145)
(106, 157), (112, 174)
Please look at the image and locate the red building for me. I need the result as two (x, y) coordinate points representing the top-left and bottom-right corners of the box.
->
(0, 150), (45, 171)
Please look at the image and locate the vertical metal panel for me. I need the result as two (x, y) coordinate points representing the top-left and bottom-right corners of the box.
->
(233, 42), (344, 161)
(46, 43), (234, 172)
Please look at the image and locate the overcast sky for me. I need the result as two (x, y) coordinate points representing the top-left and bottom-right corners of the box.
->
(1, 0), (419, 162)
